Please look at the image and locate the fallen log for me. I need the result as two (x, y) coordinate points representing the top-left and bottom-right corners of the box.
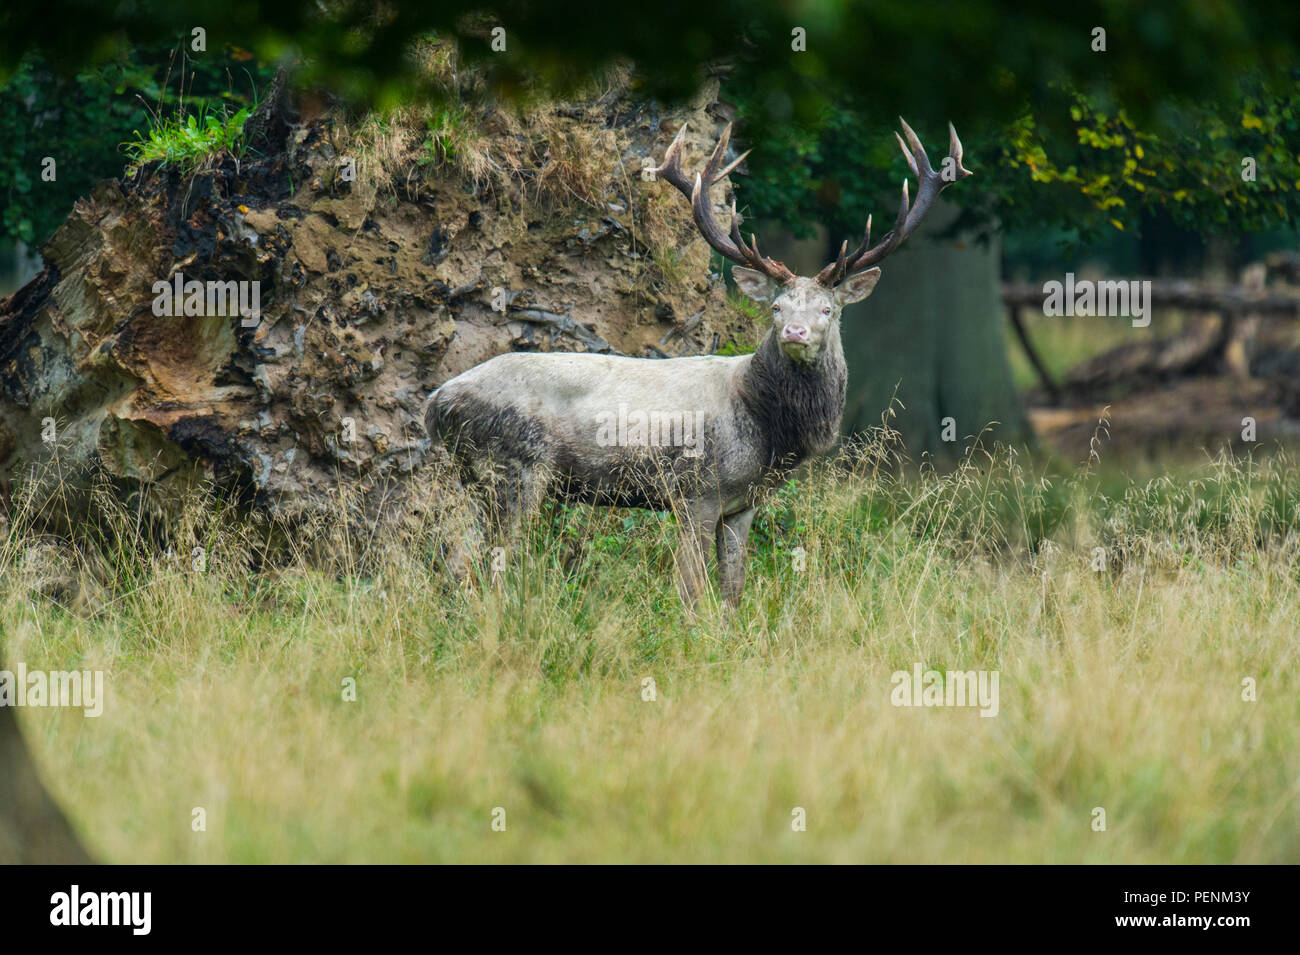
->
(1002, 280), (1300, 316)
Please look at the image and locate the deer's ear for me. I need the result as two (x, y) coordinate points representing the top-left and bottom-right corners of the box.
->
(835, 268), (882, 306)
(732, 266), (778, 303)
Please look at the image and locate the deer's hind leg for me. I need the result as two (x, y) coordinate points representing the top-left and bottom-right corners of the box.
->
(481, 456), (551, 541)
(463, 452), (552, 586)
(441, 448), (550, 585)
(442, 471), (488, 583)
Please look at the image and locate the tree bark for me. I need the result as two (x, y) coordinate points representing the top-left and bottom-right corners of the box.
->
(839, 200), (1031, 459)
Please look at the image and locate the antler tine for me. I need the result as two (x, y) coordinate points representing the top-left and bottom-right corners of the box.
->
(948, 121), (972, 179)
(814, 239), (850, 286)
(894, 178), (912, 236)
(700, 123), (733, 184)
(832, 240), (848, 282)
(848, 215), (873, 262)
(652, 121), (795, 284)
(844, 178), (909, 273)
(713, 148), (751, 185)
(897, 117), (935, 176)
(818, 119), (973, 286)
(650, 122), (695, 198)
(728, 200), (747, 250)
(897, 117), (971, 237)
(745, 231), (794, 283)
(816, 218), (874, 285)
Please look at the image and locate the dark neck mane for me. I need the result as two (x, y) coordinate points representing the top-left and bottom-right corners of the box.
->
(739, 328), (848, 468)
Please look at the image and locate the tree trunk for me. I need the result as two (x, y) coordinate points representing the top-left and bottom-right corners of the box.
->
(839, 200), (1030, 459)
(0, 701), (93, 863)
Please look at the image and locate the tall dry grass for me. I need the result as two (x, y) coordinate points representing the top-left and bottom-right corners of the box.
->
(3, 430), (1297, 862)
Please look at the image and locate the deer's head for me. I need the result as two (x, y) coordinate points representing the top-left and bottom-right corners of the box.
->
(651, 119), (972, 364)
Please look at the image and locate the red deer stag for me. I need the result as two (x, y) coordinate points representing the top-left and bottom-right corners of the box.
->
(427, 119), (972, 606)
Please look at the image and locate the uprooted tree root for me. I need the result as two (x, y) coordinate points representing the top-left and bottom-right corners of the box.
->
(1, 46), (758, 556)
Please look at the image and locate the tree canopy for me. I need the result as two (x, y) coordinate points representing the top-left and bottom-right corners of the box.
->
(2, 1), (1298, 250)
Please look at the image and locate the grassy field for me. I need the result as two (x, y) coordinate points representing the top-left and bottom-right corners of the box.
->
(4, 436), (1298, 863)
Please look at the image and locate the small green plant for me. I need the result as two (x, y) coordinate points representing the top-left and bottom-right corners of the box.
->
(124, 103), (251, 175)
(418, 105), (471, 166)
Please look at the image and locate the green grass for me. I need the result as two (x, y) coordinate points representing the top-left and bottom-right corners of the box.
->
(4, 439), (1299, 863)
(124, 103), (251, 175)
(418, 105), (475, 167)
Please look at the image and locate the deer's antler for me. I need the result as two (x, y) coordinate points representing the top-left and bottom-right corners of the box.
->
(650, 123), (796, 285)
(815, 119), (973, 287)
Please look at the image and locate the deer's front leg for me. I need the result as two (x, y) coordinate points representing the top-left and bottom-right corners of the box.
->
(716, 507), (756, 607)
(675, 498), (721, 607)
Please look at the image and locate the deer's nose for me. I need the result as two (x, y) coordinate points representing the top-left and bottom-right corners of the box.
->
(781, 324), (810, 343)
